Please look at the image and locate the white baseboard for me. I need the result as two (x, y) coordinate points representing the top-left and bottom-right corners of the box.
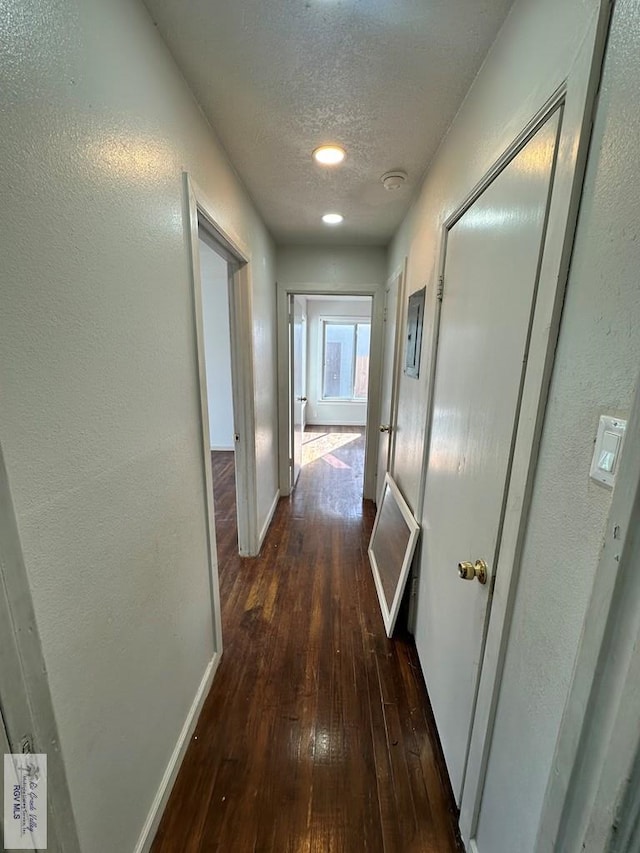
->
(210, 445), (235, 452)
(258, 489), (280, 550)
(134, 652), (220, 853)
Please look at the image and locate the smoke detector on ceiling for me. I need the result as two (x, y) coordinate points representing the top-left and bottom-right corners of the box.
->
(381, 170), (408, 190)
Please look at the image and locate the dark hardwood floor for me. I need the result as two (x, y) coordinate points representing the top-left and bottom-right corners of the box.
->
(211, 449), (238, 568)
(151, 427), (461, 852)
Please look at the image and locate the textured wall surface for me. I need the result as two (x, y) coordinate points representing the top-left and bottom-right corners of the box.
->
(387, 0), (640, 850)
(277, 245), (388, 287)
(143, 0), (514, 244)
(0, 0), (277, 850)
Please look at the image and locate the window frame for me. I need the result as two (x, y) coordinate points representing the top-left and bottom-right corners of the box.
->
(320, 317), (371, 402)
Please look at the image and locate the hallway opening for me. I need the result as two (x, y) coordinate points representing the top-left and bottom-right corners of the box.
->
(286, 292), (374, 499)
(151, 422), (461, 852)
(198, 228), (240, 567)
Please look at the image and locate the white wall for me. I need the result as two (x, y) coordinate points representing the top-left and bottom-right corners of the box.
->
(387, 0), (640, 850)
(0, 1), (277, 851)
(306, 299), (372, 426)
(199, 236), (235, 450)
(277, 245), (387, 287)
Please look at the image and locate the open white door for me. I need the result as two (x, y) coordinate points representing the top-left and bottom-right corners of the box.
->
(376, 267), (404, 505)
(290, 295), (307, 490)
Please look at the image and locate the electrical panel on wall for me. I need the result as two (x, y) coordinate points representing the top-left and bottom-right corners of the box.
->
(404, 287), (425, 379)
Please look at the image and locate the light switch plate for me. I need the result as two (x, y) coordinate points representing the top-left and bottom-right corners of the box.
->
(590, 415), (627, 489)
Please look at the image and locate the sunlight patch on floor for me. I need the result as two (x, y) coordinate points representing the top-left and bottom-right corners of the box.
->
(322, 453), (350, 469)
(302, 430), (362, 467)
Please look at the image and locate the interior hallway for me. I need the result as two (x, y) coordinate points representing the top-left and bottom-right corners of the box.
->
(152, 429), (460, 852)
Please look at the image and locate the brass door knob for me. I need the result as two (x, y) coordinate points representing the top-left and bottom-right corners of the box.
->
(457, 559), (488, 585)
(379, 424), (391, 433)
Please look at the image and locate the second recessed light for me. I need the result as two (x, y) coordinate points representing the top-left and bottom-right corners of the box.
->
(322, 212), (344, 225)
(313, 145), (346, 165)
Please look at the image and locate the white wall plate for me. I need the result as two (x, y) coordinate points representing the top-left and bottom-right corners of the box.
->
(590, 415), (627, 488)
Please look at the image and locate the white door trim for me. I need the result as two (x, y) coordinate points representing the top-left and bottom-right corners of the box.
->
(225, 260), (260, 556)
(384, 260), (407, 484)
(0, 703), (9, 759)
(289, 295), (300, 489)
(276, 280), (384, 501)
(0, 705), (8, 844)
(535, 368), (640, 852)
(184, 173), (259, 660)
(409, 3), (610, 843)
(0, 443), (79, 852)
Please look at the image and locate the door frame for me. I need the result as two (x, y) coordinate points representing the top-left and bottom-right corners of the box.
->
(377, 261), (406, 502)
(0, 442), (80, 852)
(0, 704), (8, 841)
(289, 294), (307, 490)
(184, 173), (259, 653)
(420, 102), (563, 805)
(276, 281), (384, 501)
(412, 4), (611, 844)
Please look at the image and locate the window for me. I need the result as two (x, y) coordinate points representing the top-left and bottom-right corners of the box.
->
(322, 321), (371, 400)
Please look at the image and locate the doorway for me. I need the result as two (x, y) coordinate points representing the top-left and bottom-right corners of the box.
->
(197, 228), (240, 568)
(277, 281), (386, 502)
(375, 266), (405, 506)
(184, 172), (262, 673)
(408, 70), (606, 845)
(417, 108), (563, 811)
(288, 294), (373, 497)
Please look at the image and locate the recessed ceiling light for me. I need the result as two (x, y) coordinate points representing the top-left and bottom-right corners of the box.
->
(313, 145), (346, 165)
(322, 212), (344, 225)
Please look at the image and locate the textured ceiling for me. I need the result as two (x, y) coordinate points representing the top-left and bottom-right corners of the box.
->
(144, 0), (515, 245)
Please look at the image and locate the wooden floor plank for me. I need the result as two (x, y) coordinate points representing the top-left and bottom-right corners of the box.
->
(151, 428), (461, 852)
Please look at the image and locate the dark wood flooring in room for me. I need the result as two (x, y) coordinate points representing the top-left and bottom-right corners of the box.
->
(151, 427), (461, 852)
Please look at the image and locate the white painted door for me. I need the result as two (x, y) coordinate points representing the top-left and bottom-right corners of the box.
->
(376, 270), (403, 505)
(290, 295), (306, 489)
(416, 112), (561, 803)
